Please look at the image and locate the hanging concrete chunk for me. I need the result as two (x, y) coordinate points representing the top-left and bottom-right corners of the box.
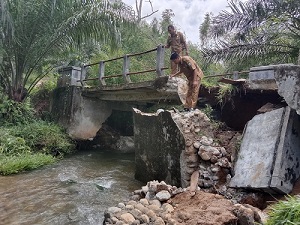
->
(274, 64), (300, 115)
(230, 107), (300, 194)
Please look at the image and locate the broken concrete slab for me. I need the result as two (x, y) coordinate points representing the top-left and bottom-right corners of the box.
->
(270, 107), (300, 193)
(230, 106), (300, 194)
(274, 64), (300, 115)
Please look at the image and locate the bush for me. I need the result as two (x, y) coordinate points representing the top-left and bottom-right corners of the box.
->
(0, 129), (31, 155)
(30, 79), (57, 120)
(0, 98), (35, 125)
(266, 195), (300, 225)
(0, 121), (75, 175)
(8, 122), (75, 157)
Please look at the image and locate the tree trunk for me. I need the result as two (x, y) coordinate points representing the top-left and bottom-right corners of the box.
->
(12, 86), (28, 102)
(136, 0), (142, 23)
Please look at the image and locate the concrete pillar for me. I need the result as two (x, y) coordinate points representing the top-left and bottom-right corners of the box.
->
(156, 44), (165, 77)
(133, 109), (185, 187)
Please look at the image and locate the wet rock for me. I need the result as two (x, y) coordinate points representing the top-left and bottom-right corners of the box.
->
(139, 198), (149, 206)
(141, 185), (148, 194)
(125, 204), (134, 210)
(131, 194), (142, 201)
(193, 141), (201, 149)
(118, 203), (125, 209)
(156, 190), (171, 201)
(140, 214), (150, 223)
(149, 199), (162, 208)
(153, 217), (165, 225)
(120, 212), (135, 224)
(199, 152), (211, 161)
(162, 203), (174, 213)
(107, 207), (122, 214)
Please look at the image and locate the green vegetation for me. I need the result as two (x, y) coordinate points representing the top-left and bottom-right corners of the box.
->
(0, 0), (134, 102)
(266, 195), (300, 225)
(202, 0), (300, 70)
(0, 0), (134, 175)
(0, 153), (55, 175)
(0, 99), (74, 175)
(217, 84), (238, 107)
(0, 97), (35, 126)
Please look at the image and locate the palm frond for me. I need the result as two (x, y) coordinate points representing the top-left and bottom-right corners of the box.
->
(0, 0), (137, 100)
(202, 38), (298, 63)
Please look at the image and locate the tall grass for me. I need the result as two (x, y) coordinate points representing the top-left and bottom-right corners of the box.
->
(0, 153), (55, 175)
(0, 99), (75, 175)
(266, 195), (300, 225)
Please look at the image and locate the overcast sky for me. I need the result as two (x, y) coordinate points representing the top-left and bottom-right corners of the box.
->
(121, 0), (242, 45)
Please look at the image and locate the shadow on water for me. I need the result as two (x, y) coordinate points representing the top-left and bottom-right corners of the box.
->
(0, 149), (143, 225)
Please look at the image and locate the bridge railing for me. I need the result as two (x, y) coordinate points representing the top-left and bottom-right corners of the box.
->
(79, 44), (167, 86)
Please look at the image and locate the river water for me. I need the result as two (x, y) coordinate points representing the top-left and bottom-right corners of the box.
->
(0, 149), (143, 225)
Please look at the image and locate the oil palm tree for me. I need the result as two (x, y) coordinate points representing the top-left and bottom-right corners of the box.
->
(202, 0), (300, 67)
(0, 0), (136, 102)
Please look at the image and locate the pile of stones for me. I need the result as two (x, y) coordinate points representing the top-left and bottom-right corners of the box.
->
(103, 180), (266, 225)
(103, 180), (183, 225)
(170, 109), (235, 192)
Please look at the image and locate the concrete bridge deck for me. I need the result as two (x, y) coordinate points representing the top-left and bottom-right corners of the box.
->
(81, 76), (180, 102)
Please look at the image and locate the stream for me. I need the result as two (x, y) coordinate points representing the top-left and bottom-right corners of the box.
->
(0, 149), (143, 225)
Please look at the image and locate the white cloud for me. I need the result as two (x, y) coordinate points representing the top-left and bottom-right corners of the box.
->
(121, 0), (237, 44)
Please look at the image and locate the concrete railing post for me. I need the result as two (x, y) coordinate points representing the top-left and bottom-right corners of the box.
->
(98, 61), (106, 86)
(80, 66), (86, 86)
(57, 66), (82, 87)
(233, 71), (239, 80)
(156, 44), (165, 77)
(123, 55), (131, 84)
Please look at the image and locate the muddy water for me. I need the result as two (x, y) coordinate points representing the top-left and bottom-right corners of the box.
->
(0, 150), (143, 225)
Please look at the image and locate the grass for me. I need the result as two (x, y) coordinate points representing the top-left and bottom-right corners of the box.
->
(0, 153), (56, 175)
(0, 117), (75, 175)
(265, 195), (300, 225)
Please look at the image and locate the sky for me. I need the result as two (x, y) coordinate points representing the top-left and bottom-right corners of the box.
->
(121, 0), (239, 45)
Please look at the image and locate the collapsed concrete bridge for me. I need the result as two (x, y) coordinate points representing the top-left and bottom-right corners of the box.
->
(51, 63), (300, 194)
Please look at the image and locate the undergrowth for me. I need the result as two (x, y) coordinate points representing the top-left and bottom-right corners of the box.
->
(266, 195), (300, 225)
(0, 98), (75, 175)
(0, 153), (56, 175)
